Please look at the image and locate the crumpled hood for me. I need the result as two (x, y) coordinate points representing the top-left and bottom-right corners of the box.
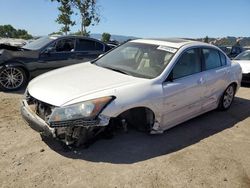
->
(0, 43), (23, 51)
(233, 60), (250, 74)
(28, 62), (142, 106)
(0, 48), (38, 64)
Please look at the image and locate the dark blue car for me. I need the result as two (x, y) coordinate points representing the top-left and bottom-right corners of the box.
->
(0, 35), (111, 91)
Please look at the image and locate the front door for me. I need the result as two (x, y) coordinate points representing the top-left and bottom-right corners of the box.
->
(161, 48), (205, 129)
(33, 38), (77, 76)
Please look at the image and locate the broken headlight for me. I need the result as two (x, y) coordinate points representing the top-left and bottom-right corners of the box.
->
(48, 96), (114, 124)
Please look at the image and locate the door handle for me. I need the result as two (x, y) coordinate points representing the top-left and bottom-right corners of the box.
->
(197, 77), (205, 85)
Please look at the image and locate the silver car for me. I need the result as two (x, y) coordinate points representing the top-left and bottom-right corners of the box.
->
(21, 38), (242, 146)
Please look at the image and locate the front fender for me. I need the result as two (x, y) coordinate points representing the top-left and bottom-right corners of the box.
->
(0, 62), (30, 79)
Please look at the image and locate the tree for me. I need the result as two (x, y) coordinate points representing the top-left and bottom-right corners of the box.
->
(204, 36), (209, 43)
(101, 32), (111, 43)
(0, 25), (32, 39)
(71, 0), (100, 36)
(52, 0), (75, 35)
(49, 31), (63, 35)
(233, 38), (242, 47)
(51, 0), (100, 36)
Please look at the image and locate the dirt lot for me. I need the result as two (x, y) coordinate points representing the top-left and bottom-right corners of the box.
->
(0, 85), (250, 188)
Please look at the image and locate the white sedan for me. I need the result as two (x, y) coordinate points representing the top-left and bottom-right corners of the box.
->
(233, 50), (250, 83)
(21, 38), (242, 146)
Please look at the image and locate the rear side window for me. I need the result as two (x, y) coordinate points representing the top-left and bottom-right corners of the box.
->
(172, 48), (201, 79)
(76, 39), (104, 51)
(219, 51), (227, 66)
(202, 48), (221, 70)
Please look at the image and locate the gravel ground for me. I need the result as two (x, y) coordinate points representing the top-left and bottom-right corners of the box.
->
(0, 85), (250, 188)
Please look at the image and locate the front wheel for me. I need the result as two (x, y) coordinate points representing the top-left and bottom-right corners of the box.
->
(218, 84), (236, 111)
(0, 66), (27, 91)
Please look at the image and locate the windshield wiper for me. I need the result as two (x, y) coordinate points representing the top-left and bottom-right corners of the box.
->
(101, 66), (131, 75)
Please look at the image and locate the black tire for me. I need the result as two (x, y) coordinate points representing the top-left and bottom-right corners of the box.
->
(218, 84), (236, 111)
(0, 66), (27, 91)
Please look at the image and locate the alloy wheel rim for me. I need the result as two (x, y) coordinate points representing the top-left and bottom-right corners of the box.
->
(223, 86), (234, 108)
(0, 67), (24, 89)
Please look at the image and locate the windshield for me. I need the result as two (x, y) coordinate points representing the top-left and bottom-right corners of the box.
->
(22, 36), (55, 50)
(95, 42), (176, 79)
(234, 51), (250, 60)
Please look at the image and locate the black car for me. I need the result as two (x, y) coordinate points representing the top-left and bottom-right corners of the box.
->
(219, 45), (244, 59)
(0, 35), (111, 91)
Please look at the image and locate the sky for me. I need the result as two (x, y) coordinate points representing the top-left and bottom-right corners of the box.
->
(0, 0), (249, 38)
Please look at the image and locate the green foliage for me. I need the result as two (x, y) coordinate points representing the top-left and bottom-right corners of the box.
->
(71, 30), (90, 36)
(0, 25), (33, 39)
(51, 0), (100, 36)
(49, 31), (63, 35)
(102, 32), (111, 43)
(204, 36), (209, 43)
(71, 0), (100, 35)
(53, 0), (75, 35)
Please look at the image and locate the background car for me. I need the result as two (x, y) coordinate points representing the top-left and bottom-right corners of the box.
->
(0, 35), (111, 91)
(219, 45), (244, 59)
(233, 50), (250, 83)
(21, 38), (242, 147)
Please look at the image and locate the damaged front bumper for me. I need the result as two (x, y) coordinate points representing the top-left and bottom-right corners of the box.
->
(21, 99), (111, 144)
(21, 99), (56, 137)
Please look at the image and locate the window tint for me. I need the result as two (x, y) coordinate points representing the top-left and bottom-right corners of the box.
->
(55, 38), (75, 52)
(172, 48), (201, 79)
(203, 48), (221, 70)
(76, 39), (104, 51)
(220, 51), (227, 66)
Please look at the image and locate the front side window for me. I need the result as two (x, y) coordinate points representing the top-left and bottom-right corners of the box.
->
(76, 39), (104, 51)
(203, 48), (221, 70)
(55, 38), (75, 52)
(172, 48), (201, 79)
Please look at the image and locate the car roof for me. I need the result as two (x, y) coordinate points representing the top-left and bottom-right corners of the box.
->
(132, 38), (208, 49)
(49, 35), (104, 42)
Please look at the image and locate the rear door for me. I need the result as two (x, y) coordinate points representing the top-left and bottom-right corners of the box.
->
(74, 38), (105, 63)
(162, 48), (205, 129)
(201, 48), (229, 109)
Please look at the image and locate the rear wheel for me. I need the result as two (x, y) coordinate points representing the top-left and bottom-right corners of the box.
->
(0, 66), (27, 91)
(218, 84), (236, 110)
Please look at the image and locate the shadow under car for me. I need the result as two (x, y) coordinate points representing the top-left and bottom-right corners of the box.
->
(42, 96), (250, 164)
